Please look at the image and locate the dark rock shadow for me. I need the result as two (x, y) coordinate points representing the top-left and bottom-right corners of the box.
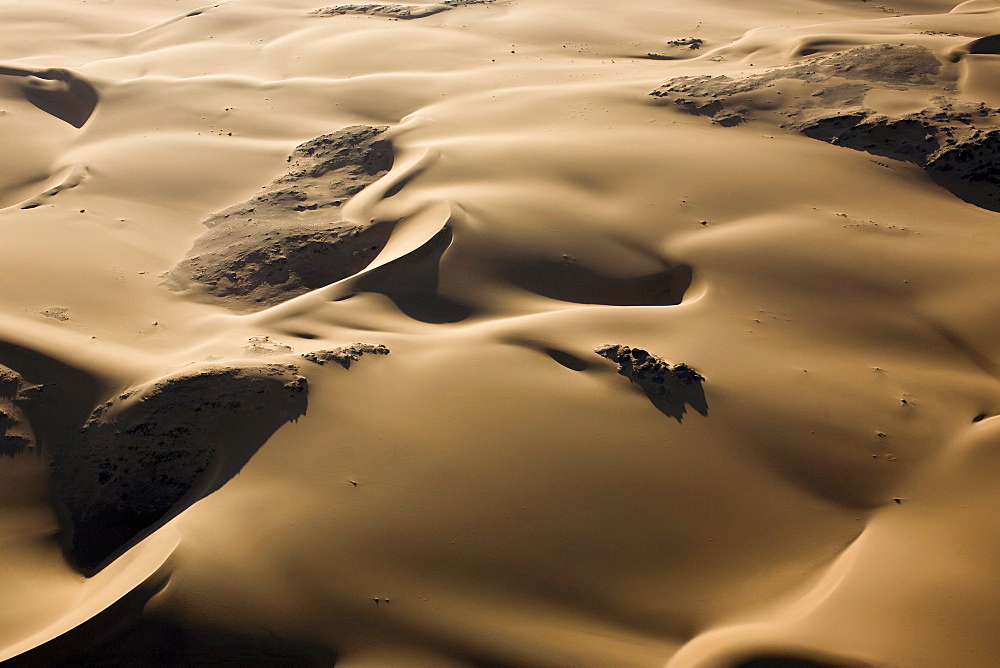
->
(596, 344), (707, 422)
(350, 226), (472, 323)
(0, 341), (101, 456)
(796, 111), (1000, 213)
(0, 366), (41, 457)
(546, 347), (591, 371)
(52, 364), (308, 576)
(925, 136), (1000, 213)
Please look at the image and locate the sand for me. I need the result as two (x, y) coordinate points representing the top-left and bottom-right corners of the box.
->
(1, 0), (999, 665)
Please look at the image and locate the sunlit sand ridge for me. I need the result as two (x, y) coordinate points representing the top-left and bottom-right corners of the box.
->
(0, 0), (999, 664)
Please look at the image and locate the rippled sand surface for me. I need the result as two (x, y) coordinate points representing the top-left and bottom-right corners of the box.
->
(2, 0), (1000, 664)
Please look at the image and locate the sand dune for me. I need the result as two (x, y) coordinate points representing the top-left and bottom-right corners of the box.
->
(1, 0), (1000, 665)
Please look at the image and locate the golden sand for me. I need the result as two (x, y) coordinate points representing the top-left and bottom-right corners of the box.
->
(1, 0), (999, 664)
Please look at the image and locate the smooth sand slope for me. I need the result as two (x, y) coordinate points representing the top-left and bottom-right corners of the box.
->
(0, 0), (999, 665)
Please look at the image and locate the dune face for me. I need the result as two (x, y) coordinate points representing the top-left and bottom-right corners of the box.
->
(2, 0), (1000, 665)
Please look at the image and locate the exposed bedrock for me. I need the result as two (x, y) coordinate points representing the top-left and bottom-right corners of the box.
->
(0, 337), (392, 576)
(651, 44), (944, 121)
(651, 42), (1000, 211)
(165, 125), (397, 311)
(0, 365), (40, 457)
(309, 0), (492, 19)
(596, 344), (707, 422)
(169, 121), (698, 319)
(794, 106), (1000, 211)
(301, 342), (390, 368)
(51, 364), (308, 575)
(0, 342), (100, 461)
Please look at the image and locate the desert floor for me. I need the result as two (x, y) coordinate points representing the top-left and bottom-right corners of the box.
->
(1, 0), (1000, 665)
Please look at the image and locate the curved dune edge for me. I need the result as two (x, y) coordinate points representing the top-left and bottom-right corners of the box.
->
(0, 527), (179, 663)
(0, 0), (1000, 665)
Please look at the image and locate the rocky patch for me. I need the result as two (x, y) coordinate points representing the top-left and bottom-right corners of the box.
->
(309, 0), (492, 19)
(165, 125), (396, 311)
(651, 43), (1000, 211)
(301, 343), (390, 369)
(52, 363), (308, 574)
(596, 344), (707, 422)
(0, 365), (40, 457)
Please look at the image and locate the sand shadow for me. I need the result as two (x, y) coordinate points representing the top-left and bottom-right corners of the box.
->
(0, 340), (101, 456)
(0, 66), (98, 128)
(351, 225), (472, 323)
(503, 260), (692, 306)
(505, 337), (594, 372)
(8, 576), (339, 667)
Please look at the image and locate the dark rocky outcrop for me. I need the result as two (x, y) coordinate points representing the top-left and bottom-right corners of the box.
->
(301, 343), (390, 368)
(596, 344), (707, 422)
(166, 125), (397, 311)
(651, 43), (1000, 211)
(52, 364), (307, 575)
(309, 0), (492, 19)
(0, 365), (39, 457)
